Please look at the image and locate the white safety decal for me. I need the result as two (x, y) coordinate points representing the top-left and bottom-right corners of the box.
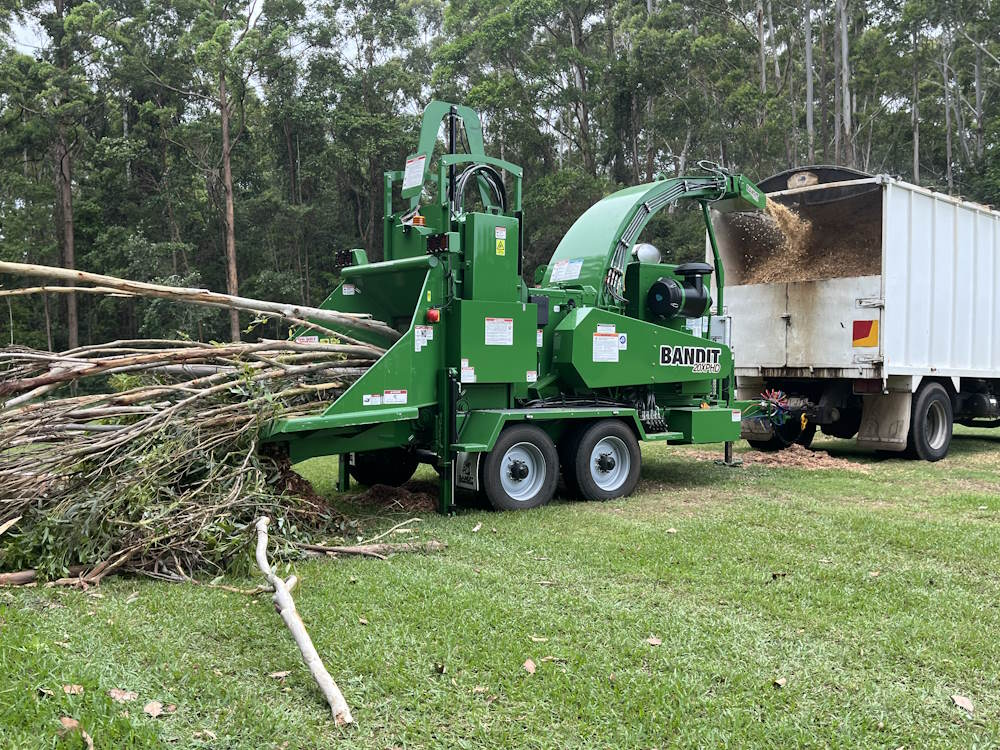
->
(485, 317), (514, 346)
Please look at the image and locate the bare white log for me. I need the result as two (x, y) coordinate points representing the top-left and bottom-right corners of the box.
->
(254, 517), (353, 726)
(0, 261), (400, 342)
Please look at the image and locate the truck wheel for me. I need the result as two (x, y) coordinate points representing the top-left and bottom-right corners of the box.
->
(349, 448), (418, 487)
(907, 383), (953, 461)
(747, 421), (816, 451)
(482, 425), (558, 511)
(573, 420), (641, 501)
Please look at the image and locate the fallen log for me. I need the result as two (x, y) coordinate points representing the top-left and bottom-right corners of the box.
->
(255, 517), (353, 725)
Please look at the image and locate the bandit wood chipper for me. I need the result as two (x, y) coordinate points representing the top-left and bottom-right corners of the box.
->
(265, 101), (766, 512)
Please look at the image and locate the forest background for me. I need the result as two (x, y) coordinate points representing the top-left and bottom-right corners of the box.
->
(1, 0), (996, 347)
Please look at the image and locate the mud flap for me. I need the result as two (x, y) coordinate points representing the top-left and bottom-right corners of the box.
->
(857, 391), (911, 451)
(455, 451), (481, 492)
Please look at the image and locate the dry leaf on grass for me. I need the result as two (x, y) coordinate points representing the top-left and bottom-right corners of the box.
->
(358, 617), (369, 625)
(269, 671), (291, 680)
(472, 522), (482, 533)
(473, 686), (487, 694)
(109, 688), (137, 703)
(62, 684), (84, 695)
(666, 528), (677, 534)
(194, 730), (218, 740)
(646, 637), (662, 647)
(951, 694), (974, 715)
(869, 571), (881, 578)
(143, 700), (163, 718)
(540, 656), (566, 663)
(58, 717), (94, 750)
(523, 659), (536, 674)
(529, 635), (548, 643)
(38, 687), (54, 697)
(774, 677), (788, 688)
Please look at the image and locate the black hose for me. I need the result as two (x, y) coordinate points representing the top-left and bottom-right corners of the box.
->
(454, 164), (507, 214)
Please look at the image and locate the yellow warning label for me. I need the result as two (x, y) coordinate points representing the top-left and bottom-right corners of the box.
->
(495, 238), (505, 256)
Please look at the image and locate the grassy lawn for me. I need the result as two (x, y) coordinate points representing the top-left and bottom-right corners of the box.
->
(2, 429), (999, 748)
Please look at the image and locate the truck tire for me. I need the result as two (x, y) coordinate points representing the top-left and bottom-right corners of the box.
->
(482, 425), (559, 511)
(349, 448), (418, 488)
(907, 383), (953, 461)
(747, 421), (816, 451)
(572, 420), (642, 501)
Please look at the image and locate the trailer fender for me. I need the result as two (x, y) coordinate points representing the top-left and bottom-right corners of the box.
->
(453, 407), (648, 455)
(857, 391), (911, 452)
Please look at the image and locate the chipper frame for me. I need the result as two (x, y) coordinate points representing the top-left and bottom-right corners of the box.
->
(264, 101), (766, 512)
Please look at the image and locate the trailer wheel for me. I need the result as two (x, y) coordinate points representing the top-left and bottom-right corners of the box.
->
(573, 420), (641, 501)
(349, 448), (418, 488)
(907, 383), (953, 461)
(482, 425), (558, 511)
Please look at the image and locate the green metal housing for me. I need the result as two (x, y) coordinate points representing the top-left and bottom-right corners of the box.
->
(263, 101), (766, 512)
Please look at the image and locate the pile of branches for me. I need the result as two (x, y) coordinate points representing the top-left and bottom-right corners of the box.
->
(0, 338), (379, 580)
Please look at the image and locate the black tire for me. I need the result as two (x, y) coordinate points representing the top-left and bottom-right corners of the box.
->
(482, 425), (559, 511)
(349, 448), (418, 487)
(821, 409), (862, 440)
(572, 420), (642, 501)
(906, 382), (953, 461)
(747, 421), (816, 451)
(558, 425), (584, 497)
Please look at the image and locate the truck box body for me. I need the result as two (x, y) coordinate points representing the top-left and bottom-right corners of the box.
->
(708, 168), (1000, 457)
(712, 175), (1000, 384)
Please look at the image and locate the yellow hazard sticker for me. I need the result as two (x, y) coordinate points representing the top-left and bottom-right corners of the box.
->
(427, 290), (431, 302)
(496, 238), (505, 256)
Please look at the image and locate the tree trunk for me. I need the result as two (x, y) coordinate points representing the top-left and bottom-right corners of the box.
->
(975, 45), (983, 160)
(911, 30), (920, 183)
(219, 71), (241, 343)
(566, 11), (595, 175)
(833, 19), (841, 163)
(767, 0), (779, 80)
(837, 0), (853, 166)
(757, 0), (766, 94)
(942, 44), (953, 194)
(819, 20), (829, 161)
(56, 134), (78, 350)
(804, 0), (815, 163)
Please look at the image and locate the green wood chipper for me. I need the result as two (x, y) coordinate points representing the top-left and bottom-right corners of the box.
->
(264, 101), (766, 512)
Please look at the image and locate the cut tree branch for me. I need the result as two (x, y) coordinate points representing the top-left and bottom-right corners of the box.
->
(255, 517), (353, 725)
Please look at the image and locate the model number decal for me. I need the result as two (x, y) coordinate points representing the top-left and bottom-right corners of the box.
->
(659, 345), (722, 373)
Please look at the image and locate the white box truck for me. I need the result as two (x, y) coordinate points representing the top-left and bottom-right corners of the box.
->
(711, 166), (1000, 460)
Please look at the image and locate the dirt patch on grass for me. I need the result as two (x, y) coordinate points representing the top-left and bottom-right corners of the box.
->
(347, 480), (438, 511)
(683, 444), (870, 473)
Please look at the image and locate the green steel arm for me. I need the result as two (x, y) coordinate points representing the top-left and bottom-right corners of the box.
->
(401, 100), (488, 206)
(542, 173), (765, 308)
(702, 200), (724, 316)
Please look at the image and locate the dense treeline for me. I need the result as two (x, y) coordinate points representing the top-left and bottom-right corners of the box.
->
(1, 0), (997, 348)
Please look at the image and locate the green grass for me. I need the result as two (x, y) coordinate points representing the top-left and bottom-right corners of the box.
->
(3, 429), (1000, 748)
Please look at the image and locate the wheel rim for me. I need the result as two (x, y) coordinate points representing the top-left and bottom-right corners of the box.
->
(925, 400), (948, 450)
(589, 436), (630, 492)
(500, 442), (546, 502)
